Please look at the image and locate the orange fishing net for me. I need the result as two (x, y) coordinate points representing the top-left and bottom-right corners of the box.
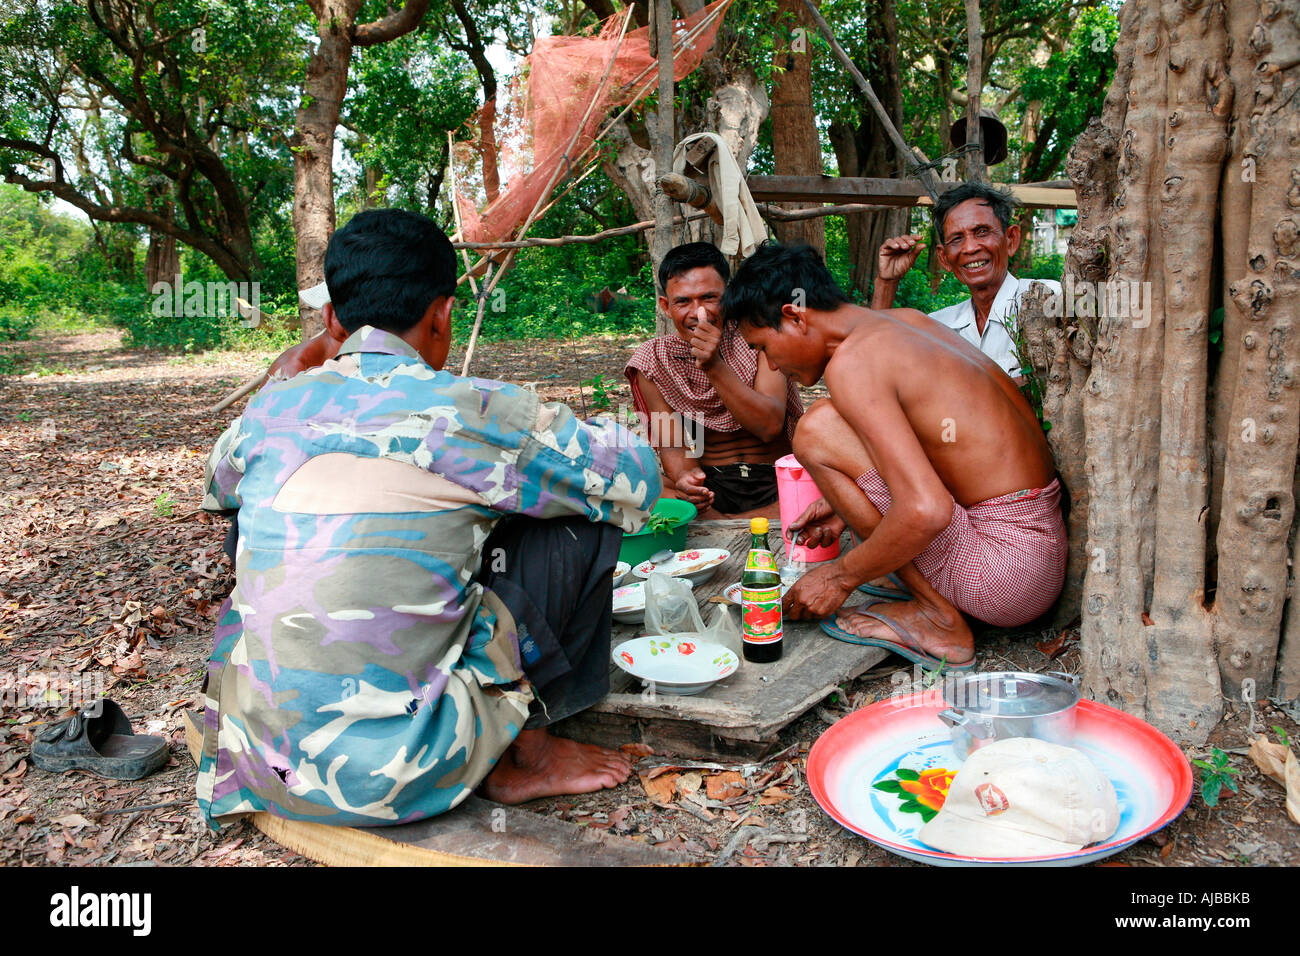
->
(452, 0), (730, 246)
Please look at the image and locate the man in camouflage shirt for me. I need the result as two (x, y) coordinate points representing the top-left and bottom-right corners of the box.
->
(197, 210), (660, 827)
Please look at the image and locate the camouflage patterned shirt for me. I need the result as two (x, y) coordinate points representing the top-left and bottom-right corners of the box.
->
(196, 326), (659, 827)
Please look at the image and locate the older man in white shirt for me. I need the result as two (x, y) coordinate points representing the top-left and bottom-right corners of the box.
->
(870, 182), (1060, 383)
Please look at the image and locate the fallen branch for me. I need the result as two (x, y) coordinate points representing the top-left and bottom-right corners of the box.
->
(208, 370), (267, 415)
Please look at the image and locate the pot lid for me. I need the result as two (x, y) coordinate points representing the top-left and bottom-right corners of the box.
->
(942, 671), (1078, 717)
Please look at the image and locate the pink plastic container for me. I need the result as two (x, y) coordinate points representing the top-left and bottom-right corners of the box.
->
(775, 454), (841, 563)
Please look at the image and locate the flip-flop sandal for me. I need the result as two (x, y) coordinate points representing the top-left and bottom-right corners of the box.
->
(30, 699), (170, 780)
(857, 572), (914, 602)
(819, 606), (975, 672)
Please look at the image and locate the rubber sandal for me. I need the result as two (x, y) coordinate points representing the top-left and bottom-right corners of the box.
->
(857, 572), (913, 602)
(819, 607), (975, 672)
(30, 699), (169, 780)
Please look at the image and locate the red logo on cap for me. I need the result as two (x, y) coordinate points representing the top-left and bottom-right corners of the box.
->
(974, 783), (1010, 816)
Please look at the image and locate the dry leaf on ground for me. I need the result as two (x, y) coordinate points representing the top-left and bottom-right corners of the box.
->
(676, 771), (703, 795)
(1248, 735), (1289, 787)
(639, 771), (679, 806)
(706, 770), (745, 800)
(53, 813), (94, 829)
(756, 786), (794, 805)
(620, 743), (654, 758)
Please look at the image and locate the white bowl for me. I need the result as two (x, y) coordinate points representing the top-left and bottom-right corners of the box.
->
(632, 548), (730, 587)
(723, 581), (791, 604)
(612, 578), (697, 625)
(612, 635), (740, 695)
(612, 561), (631, 587)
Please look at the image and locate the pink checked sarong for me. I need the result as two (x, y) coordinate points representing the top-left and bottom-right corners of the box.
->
(853, 472), (1067, 627)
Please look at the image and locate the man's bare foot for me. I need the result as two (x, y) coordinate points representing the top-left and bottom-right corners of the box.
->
(479, 729), (633, 805)
(835, 599), (974, 665)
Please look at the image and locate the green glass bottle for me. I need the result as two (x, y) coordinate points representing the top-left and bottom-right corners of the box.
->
(742, 517), (783, 663)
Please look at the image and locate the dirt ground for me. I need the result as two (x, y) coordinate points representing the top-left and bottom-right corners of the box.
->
(1, 327), (1296, 867)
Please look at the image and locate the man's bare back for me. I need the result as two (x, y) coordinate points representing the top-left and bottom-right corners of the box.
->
(826, 305), (1054, 506)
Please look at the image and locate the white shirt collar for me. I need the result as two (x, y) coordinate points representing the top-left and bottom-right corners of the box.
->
(948, 271), (1021, 334)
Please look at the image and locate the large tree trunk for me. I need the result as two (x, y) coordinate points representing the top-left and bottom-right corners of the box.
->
(292, 0), (429, 339)
(1023, 0), (1300, 742)
(292, 2), (360, 340)
(827, 0), (908, 300)
(144, 231), (179, 289)
(1214, 0), (1300, 705)
(768, 0), (824, 254)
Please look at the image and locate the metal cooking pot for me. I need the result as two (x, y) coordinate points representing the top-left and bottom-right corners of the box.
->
(938, 671), (1080, 759)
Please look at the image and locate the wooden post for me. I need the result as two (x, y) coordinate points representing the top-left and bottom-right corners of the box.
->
(963, 0), (987, 183)
(650, 0), (677, 336)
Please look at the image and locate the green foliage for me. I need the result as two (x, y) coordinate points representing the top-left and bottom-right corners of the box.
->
(1192, 748), (1240, 808)
(583, 373), (614, 412)
(645, 512), (679, 534)
(344, 20), (478, 212)
(153, 493), (175, 518)
(451, 195), (656, 342)
(0, 306), (37, 343)
(1015, 6), (1119, 180)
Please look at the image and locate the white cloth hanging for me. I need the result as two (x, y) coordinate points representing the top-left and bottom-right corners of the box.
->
(672, 132), (769, 258)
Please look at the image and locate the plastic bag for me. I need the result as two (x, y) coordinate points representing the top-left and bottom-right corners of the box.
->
(701, 601), (743, 656)
(643, 572), (704, 636)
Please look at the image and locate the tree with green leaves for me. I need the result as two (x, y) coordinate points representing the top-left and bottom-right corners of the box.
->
(0, 0), (302, 283)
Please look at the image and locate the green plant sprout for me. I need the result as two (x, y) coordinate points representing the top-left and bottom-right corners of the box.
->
(582, 373), (612, 412)
(153, 492), (175, 517)
(1192, 748), (1240, 808)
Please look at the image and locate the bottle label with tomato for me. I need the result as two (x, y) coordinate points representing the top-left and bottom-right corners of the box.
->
(742, 587), (783, 645)
(746, 551), (777, 574)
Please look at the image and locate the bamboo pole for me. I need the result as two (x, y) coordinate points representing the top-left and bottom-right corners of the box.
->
(798, 0), (941, 201)
(649, 0), (678, 336)
(458, 6), (637, 376)
(449, 202), (901, 250)
(448, 130), (489, 378)
(963, 0), (987, 182)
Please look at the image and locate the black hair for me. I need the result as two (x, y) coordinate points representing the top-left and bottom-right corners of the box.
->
(720, 240), (851, 330)
(324, 208), (456, 334)
(932, 181), (1019, 242)
(657, 241), (730, 295)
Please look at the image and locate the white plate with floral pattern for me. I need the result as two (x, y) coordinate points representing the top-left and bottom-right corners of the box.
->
(632, 548), (730, 586)
(612, 635), (740, 695)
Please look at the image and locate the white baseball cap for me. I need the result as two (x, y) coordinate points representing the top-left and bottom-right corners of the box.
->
(918, 737), (1120, 858)
(299, 280), (331, 309)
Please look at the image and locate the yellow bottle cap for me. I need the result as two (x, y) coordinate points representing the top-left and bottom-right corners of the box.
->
(750, 517), (769, 534)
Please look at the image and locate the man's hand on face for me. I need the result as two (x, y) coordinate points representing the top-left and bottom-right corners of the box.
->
(675, 467), (715, 508)
(688, 306), (723, 371)
(782, 560), (854, 620)
(877, 234), (927, 282)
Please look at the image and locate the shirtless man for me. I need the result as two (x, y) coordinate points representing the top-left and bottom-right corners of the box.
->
(721, 241), (1066, 669)
(626, 242), (802, 518)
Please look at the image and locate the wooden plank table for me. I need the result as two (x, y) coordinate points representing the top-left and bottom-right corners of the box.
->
(556, 519), (886, 759)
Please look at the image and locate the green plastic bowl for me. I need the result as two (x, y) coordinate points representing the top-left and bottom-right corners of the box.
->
(619, 498), (698, 566)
